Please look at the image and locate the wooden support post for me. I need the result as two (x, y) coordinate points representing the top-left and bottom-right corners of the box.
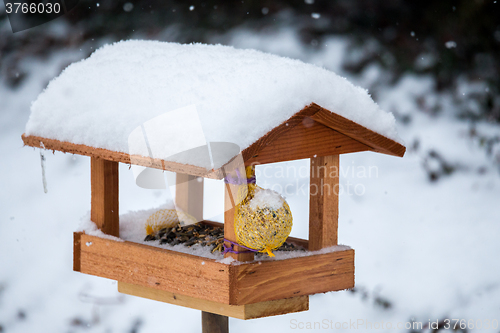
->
(224, 182), (254, 262)
(91, 157), (119, 237)
(175, 173), (204, 221)
(309, 155), (339, 251)
(202, 312), (228, 333)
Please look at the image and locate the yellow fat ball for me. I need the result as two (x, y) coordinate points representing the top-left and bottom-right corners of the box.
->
(234, 167), (293, 257)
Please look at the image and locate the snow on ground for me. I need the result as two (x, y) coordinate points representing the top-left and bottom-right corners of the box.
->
(1, 27), (500, 333)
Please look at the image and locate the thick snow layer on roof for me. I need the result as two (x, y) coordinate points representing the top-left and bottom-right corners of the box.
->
(25, 40), (402, 169)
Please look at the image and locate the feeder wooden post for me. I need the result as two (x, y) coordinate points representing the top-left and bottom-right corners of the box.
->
(176, 173), (204, 221)
(177, 173), (230, 332)
(202, 312), (229, 333)
(309, 155), (339, 251)
(91, 157), (119, 237)
(224, 182), (254, 262)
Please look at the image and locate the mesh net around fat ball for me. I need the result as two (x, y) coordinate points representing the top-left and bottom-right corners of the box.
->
(233, 166), (293, 257)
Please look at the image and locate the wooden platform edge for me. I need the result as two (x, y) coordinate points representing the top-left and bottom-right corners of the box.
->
(21, 134), (223, 179)
(233, 249), (355, 304)
(118, 281), (309, 320)
(74, 232), (232, 303)
(74, 232), (353, 306)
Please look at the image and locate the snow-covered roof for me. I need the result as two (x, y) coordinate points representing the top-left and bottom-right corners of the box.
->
(24, 40), (404, 175)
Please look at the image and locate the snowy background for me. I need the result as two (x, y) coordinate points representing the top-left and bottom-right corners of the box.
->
(1, 1), (500, 332)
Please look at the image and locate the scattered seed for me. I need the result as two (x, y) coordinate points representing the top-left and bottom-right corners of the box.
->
(143, 222), (304, 254)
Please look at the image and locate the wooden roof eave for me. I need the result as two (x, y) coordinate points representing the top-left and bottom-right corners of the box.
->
(21, 134), (224, 179)
(21, 103), (405, 180)
(309, 103), (406, 158)
(240, 103), (405, 167)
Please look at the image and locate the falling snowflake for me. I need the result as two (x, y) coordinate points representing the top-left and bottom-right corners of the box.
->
(123, 2), (133, 12)
(445, 41), (457, 49)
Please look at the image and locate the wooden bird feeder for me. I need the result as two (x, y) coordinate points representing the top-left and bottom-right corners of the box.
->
(22, 102), (405, 330)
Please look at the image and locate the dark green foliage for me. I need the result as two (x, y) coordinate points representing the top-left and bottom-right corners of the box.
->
(1, 0), (499, 121)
